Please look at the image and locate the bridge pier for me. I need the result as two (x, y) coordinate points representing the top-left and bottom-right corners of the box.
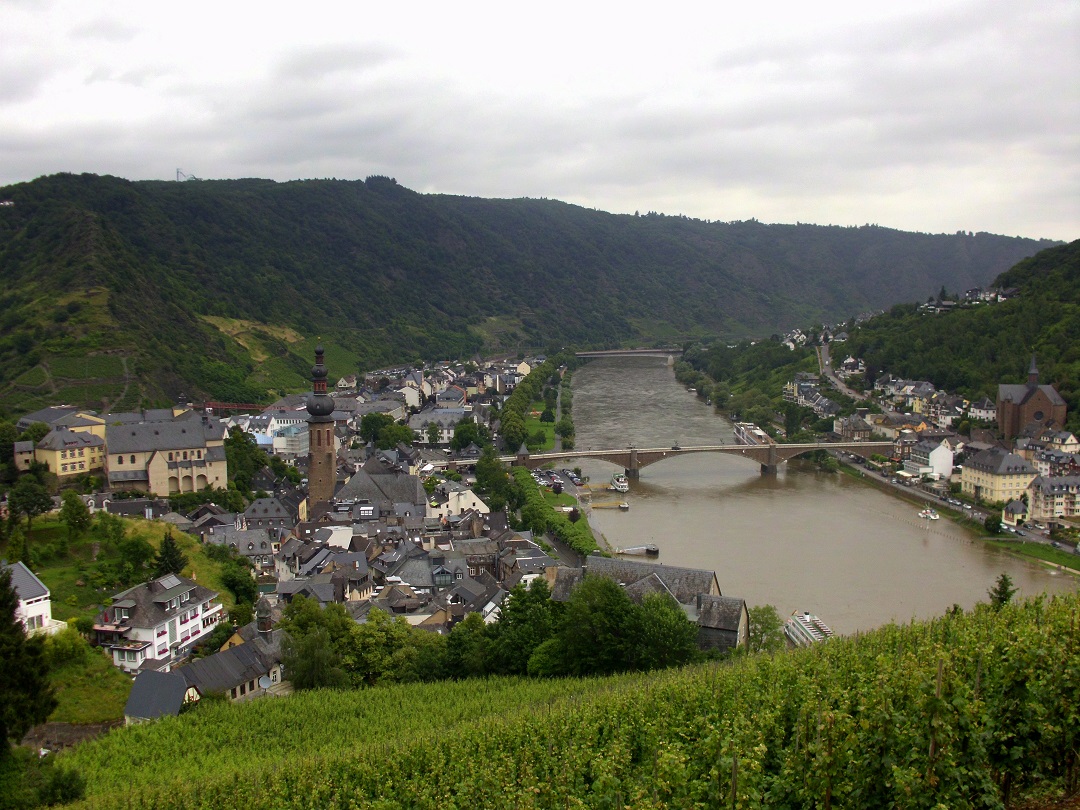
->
(760, 464), (778, 476)
(625, 468), (639, 479)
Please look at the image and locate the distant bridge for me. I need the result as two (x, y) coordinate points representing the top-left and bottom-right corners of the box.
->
(575, 348), (684, 360)
(500, 441), (894, 477)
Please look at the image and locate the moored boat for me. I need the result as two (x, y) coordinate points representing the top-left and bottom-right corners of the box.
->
(616, 544), (659, 556)
(784, 611), (834, 647)
(610, 473), (630, 493)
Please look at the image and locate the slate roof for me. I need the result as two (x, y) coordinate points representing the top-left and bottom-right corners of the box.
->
(998, 382), (1066, 407)
(551, 567), (584, 602)
(334, 467), (427, 513)
(584, 557), (720, 605)
(106, 416), (225, 454)
(178, 631), (282, 696)
(965, 448), (1036, 476)
(17, 406), (80, 431)
(696, 595), (746, 632)
(36, 428), (104, 451)
(3, 560), (49, 601)
(125, 670), (188, 720)
(100, 574), (218, 630)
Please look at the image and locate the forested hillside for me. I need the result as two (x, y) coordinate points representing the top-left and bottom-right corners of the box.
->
(0, 173), (1055, 415)
(54, 592), (1080, 809)
(845, 239), (1080, 432)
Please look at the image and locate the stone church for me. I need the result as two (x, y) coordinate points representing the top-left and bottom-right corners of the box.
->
(997, 355), (1067, 439)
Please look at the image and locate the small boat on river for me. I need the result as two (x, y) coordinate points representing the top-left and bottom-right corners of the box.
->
(616, 544), (659, 557)
(918, 507), (940, 520)
(610, 473), (630, 493)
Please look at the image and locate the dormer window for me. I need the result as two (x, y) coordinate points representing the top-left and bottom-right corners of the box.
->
(180, 590), (190, 603)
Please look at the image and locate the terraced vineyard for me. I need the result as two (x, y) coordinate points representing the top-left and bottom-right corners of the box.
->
(60, 593), (1080, 809)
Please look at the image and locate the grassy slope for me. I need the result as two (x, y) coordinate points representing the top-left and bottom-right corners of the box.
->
(58, 592), (1080, 809)
(4, 516), (237, 725)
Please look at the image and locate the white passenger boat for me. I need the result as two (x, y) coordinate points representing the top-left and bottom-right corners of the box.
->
(784, 611), (835, 647)
(610, 473), (630, 493)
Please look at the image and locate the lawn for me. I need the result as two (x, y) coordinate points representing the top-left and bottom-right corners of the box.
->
(524, 401), (556, 451)
(48, 644), (133, 724)
(985, 538), (1080, 571)
(11, 516), (235, 625)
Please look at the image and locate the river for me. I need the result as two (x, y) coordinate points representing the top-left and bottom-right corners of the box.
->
(567, 356), (1078, 634)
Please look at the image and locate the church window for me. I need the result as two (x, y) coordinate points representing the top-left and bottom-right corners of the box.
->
(183, 451), (188, 460)
(168, 453), (173, 461)
(117, 456), (123, 464)
(130, 455), (136, 464)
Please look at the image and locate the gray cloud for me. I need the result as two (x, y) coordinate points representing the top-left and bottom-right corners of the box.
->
(0, 0), (1075, 238)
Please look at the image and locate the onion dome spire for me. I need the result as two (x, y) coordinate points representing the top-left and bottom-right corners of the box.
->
(307, 343), (335, 419)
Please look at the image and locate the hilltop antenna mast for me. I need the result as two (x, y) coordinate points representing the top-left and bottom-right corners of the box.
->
(176, 169), (199, 181)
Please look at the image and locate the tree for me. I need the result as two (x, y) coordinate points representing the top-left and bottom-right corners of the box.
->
(220, 562), (258, 606)
(984, 513), (1003, 535)
(487, 579), (558, 675)
(359, 413), (395, 444)
(59, 491), (91, 541)
(988, 573), (1017, 610)
(4, 526), (29, 566)
(633, 594), (699, 671)
(153, 530), (188, 577)
(17, 423), (50, 446)
(377, 423), (414, 450)
(426, 422), (441, 446)
(8, 475), (52, 532)
(451, 419), (488, 451)
(281, 627), (348, 690)
(443, 613), (490, 678)
(551, 577), (639, 677)
(0, 567), (57, 755)
(747, 605), (786, 654)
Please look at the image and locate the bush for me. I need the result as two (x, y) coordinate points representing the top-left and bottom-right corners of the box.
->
(43, 628), (91, 669)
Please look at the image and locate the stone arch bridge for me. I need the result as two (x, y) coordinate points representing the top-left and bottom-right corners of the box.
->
(500, 441), (895, 477)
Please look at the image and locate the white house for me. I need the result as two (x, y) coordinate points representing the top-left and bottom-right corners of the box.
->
(429, 481), (490, 519)
(93, 573), (224, 673)
(903, 439), (955, 480)
(3, 560), (65, 635)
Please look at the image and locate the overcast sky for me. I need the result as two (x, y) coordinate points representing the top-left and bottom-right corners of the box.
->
(2, 0), (1077, 239)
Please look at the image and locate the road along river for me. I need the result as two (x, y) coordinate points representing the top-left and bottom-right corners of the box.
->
(565, 356), (1078, 634)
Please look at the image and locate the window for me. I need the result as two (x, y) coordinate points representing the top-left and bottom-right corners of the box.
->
(129, 455), (135, 464)
(183, 451), (188, 460)
(168, 453), (173, 461)
(78, 448), (84, 456)
(239, 684), (246, 696)
(117, 455), (123, 465)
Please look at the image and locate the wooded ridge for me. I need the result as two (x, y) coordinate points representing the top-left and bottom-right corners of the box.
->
(0, 173), (1056, 413)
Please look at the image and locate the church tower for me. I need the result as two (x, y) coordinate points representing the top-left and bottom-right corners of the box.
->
(306, 345), (336, 511)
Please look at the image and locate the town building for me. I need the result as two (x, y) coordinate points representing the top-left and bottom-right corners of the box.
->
(306, 345), (338, 511)
(3, 560), (65, 635)
(1028, 475), (1080, 522)
(93, 573), (224, 673)
(104, 412), (227, 494)
(961, 448), (1037, 504)
(997, 355), (1068, 439)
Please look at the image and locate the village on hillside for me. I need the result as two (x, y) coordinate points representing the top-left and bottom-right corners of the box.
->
(3, 330), (1078, 725)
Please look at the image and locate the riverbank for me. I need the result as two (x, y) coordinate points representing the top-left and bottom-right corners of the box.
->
(839, 459), (1080, 576)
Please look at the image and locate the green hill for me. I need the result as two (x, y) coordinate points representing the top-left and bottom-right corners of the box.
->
(844, 239), (1080, 432)
(0, 173), (1056, 416)
(52, 592), (1080, 809)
